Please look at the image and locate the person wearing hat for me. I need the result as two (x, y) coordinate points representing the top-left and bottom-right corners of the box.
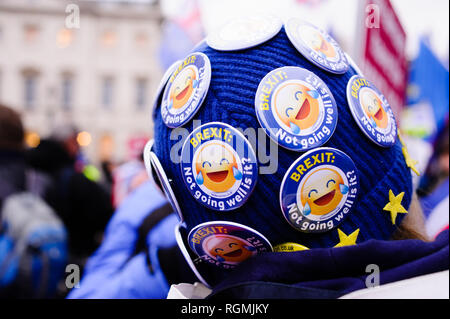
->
(69, 16), (449, 299)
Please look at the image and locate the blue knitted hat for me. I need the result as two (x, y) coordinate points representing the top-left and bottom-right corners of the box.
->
(152, 21), (413, 254)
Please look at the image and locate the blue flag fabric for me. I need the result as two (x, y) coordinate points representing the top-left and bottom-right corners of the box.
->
(407, 40), (449, 140)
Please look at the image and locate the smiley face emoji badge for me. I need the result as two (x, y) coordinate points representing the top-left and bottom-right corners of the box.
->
(280, 148), (359, 233)
(347, 75), (397, 148)
(300, 167), (347, 217)
(255, 67), (338, 152)
(188, 222), (273, 269)
(300, 27), (337, 59)
(181, 122), (258, 211)
(273, 81), (321, 135)
(285, 18), (349, 74)
(203, 234), (255, 264)
(161, 52), (211, 128)
(360, 88), (388, 129)
(169, 66), (198, 110)
(195, 143), (242, 193)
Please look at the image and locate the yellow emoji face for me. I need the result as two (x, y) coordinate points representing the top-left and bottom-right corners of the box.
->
(301, 168), (345, 216)
(274, 82), (320, 134)
(169, 66), (197, 110)
(203, 235), (254, 264)
(302, 29), (336, 59)
(195, 143), (241, 193)
(361, 89), (388, 129)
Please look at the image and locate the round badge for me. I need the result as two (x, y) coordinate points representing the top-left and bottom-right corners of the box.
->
(161, 52), (211, 128)
(255, 66), (338, 152)
(151, 60), (180, 118)
(207, 15), (282, 51)
(143, 140), (185, 221)
(188, 221), (272, 269)
(285, 18), (349, 74)
(280, 148), (359, 233)
(180, 122), (258, 211)
(175, 222), (210, 287)
(347, 75), (397, 147)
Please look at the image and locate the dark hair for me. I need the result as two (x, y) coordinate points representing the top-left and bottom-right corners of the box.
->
(0, 104), (24, 151)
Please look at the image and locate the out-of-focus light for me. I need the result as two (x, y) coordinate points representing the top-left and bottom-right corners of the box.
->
(57, 28), (73, 48)
(77, 131), (92, 147)
(83, 164), (101, 182)
(25, 132), (40, 148)
(101, 30), (117, 47)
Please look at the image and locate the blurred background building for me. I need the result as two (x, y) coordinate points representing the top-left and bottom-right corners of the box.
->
(0, 0), (162, 164)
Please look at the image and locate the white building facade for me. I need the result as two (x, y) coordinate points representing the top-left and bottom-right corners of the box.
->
(0, 0), (163, 163)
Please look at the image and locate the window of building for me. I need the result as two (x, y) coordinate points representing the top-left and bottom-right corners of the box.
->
(24, 24), (39, 43)
(61, 74), (74, 110)
(135, 31), (149, 48)
(100, 30), (117, 48)
(136, 78), (148, 110)
(101, 77), (114, 109)
(57, 28), (74, 48)
(23, 72), (38, 110)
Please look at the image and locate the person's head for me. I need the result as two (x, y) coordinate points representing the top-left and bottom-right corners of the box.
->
(49, 124), (79, 159)
(149, 17), (426, 285)
(0, 104), (24, 152)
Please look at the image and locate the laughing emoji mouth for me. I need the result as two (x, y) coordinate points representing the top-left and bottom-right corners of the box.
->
(296, 99), (311, 120)
(176, 85), (190, 101)
(206, 170), (229, 183)
(374, 108), (383, 121)
(223, 249), (243, 258)
(314, 190), (336, 206)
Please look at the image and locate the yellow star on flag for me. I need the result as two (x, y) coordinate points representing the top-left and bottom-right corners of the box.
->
(383, 190), (408, 225)
(334, 228), (360, 248)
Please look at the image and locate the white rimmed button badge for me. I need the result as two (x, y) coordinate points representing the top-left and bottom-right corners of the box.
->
(143, 140), (184, 221)
(207, 15), (282, 51)
(255, 66), (338, 152)
(180, 122), (258, 211)
(280, 147), (359, 233)
(285, 18), (349, 74)
(161, 52), (211, 128)
(188, 221), (272, 269)
(151, 59), (180, 118)
(347, 75), (397, 147)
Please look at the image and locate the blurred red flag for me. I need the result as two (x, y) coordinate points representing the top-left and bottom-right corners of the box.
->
(358, 0), (408, 118)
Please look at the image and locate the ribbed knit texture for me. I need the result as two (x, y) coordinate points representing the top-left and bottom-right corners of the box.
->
(153, 28), (413, 249)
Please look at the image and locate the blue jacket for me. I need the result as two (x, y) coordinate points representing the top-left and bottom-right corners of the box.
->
(67, 181), (178, 299)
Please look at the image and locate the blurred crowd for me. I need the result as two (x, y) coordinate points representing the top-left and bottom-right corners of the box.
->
(0, 103), (154, 298)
